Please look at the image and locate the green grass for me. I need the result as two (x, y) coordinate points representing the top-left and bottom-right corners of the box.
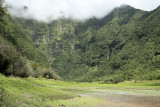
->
(50, 97), (104, 107)
(0, 74), (160, 107)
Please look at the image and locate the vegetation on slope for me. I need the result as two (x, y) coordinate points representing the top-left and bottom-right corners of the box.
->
(52, 5), (160, 83)
(0, 4), (58, 79)
(0, 2), (160, 83)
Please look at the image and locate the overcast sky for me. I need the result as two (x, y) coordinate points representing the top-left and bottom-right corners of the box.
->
(5, 0), (160, 23)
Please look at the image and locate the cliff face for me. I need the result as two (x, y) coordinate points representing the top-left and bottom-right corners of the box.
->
(16, 18), (77, 58)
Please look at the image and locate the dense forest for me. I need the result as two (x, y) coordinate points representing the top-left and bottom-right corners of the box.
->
(0, 2), (160, 83)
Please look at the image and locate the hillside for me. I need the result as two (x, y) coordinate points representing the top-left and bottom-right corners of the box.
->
(0, 4), (58, 79)
(51, 5), (160, 82)
(0, 3), (160, 83)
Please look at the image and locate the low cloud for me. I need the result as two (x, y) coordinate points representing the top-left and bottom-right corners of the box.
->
(5, 0), (160, 23)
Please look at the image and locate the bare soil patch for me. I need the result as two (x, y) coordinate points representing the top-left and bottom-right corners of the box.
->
(81, 91), (160, 107)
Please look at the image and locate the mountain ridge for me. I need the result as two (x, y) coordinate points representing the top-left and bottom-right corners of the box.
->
(0, 4), (160, 83)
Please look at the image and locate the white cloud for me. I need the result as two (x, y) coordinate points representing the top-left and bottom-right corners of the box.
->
(5, 0), (160, 23)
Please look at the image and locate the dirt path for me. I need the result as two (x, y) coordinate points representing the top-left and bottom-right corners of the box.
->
(80, 90), (160, 107)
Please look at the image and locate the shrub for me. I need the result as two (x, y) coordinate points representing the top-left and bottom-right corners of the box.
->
(34, 70), (41, 78)
(104, 75), (125, 84)
(13, 57), (33, 77)
(43, 70), (58, 80)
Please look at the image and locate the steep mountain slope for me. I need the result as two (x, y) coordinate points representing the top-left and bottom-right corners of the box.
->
(52, 5), (160, 82)
(0, 4), (58, 79)
(1, 4), (160, 83)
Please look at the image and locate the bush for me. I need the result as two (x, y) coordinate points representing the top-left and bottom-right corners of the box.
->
(0, 52), (33, 77)
(13, 57), (33, 77)
(0, 55), (13, 76)
(34, 70), (41, 78)
(104, 75), (125, 84)
(43, 70), (59, 80)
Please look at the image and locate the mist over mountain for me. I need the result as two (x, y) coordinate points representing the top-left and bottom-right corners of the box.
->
(5, 0), (160, 23)
(1, 0), (160, 83)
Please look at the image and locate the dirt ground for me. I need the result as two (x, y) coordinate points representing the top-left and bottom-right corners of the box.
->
(95, 95), (160, 107)
(81, 91), (160, 107)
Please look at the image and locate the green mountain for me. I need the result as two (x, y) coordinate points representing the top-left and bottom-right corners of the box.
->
(0, 3), (160, 83)
(52, 5), (160, 82)
(0, 4), (58, 79)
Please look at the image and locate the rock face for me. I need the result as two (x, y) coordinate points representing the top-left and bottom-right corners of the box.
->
(17, 18), (77, 58)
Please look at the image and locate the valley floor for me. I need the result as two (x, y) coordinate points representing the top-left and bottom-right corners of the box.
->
(82, 90), (160, 107)
(0, 74), (160, 107)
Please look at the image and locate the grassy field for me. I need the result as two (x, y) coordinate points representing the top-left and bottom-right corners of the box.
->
(0, 74), (160, 107)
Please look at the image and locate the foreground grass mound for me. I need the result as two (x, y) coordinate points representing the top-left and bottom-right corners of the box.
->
(0, 74), (104, 107)
(0, 74), (75, 107)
